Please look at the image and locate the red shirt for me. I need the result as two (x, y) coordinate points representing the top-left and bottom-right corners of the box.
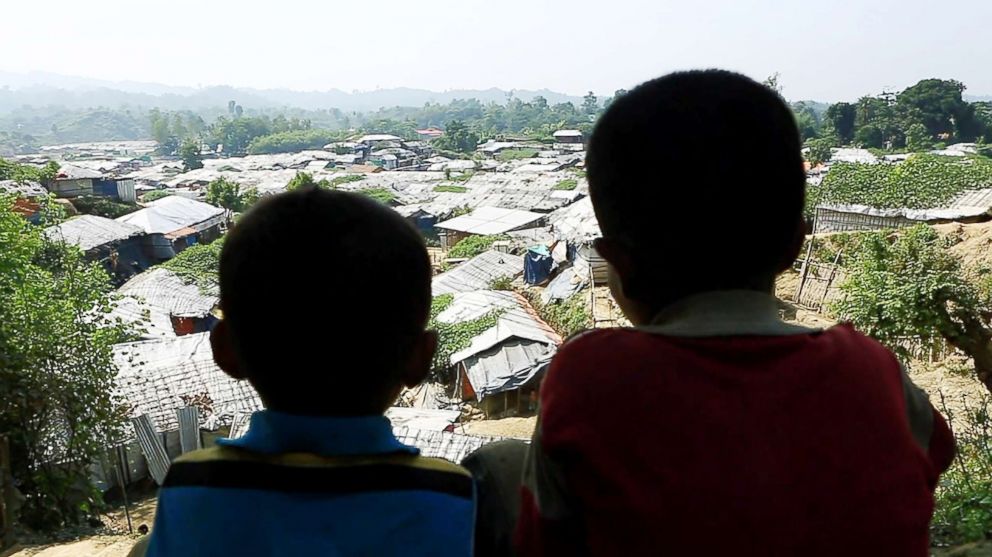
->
(517, 294), (954, 557)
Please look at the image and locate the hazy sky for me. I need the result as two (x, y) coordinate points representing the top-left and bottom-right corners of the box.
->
(3, 0), (991, 101)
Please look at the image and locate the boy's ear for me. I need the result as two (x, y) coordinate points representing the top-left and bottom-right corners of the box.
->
(777, 217), (807, 273)
(210, 320), (248, 380)
(400, 330), (438, 388)
(594, 237), (636, 284)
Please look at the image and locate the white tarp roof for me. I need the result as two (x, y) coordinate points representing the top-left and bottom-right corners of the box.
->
(435, 206), (544, 235)
(384, 407), (461, 432)
(552, 130), (582, 137)
(548, 196), (600, 243)
(118, 195), (224, 234)
(45, 215), (144, 251)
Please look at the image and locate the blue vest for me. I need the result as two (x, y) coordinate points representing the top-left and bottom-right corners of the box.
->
(146, 411), (475, 556)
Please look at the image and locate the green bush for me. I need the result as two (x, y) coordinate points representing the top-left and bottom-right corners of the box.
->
(933, 391), (992, 545)
(496, 148), (539, 161)
(553, 179), (578, 191)
(247, 129), (344, 154)
(527, 292), (591, 338)
(329, 174), (365, 187)
(71, 196), (140, 219)
(448, 234), (509, 259)
(434, 185), (468, 193)
(428, 294), (502, 374)
(161, 240), (223, 292)
(360, 187), (396, 204)
(141, 190), (174, 202)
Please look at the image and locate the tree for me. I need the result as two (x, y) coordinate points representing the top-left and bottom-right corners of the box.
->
(179, 137), (203, 171)
(793, 103), (821, 141)
(762, 73), (782, 94)
(582, 92), (599, 116)
(833, 225), (992, 392)
(906, 122), (933, 152)
(0, 195), (126, 530)
(896, 79), (976, 141)
(434, 120), (479, 154)
(805, 138), (833, 166)
(205, 177), (258, 213)
(825, 102), (857, 144)
(854, 124), (885, 148)
(285, 171), (331, 191)
(228, 100), (237, 116)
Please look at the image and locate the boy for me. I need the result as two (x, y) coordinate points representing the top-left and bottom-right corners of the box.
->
(516, 71), (954, 556)
(143, 189), (474, 556)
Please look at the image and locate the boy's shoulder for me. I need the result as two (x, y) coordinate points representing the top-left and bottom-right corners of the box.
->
(165, 445), (473, 498)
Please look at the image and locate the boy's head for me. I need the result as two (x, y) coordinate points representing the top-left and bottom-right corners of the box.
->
(587, 70), (806, 324)
(211, 187), (436, 416)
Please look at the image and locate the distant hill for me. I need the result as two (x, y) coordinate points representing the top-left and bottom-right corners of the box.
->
(0, 71), (585, 114)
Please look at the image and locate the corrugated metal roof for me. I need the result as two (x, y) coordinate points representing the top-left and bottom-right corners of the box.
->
(118, 268), (218, 317)
(107, 296), (177, 339)
(0, 180), (46, 197)
(114, 333), (263, 433)
(438, 290), (561, 372)
(44, 215), (144, 251)
(432, 251), (524, 296)
(57, 163), (104, 180)
(463, 339), (554, 400)
(392, 426), (503, 463)
(435, 206), (544, 235)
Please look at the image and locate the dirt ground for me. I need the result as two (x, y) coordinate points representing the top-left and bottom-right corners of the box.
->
(5, 496), (156, 557)
(459, 416), (537, 439)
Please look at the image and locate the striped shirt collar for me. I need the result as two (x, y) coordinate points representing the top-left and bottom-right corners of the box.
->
(217, 410), (418, 456)
(639, 290), (822, 338)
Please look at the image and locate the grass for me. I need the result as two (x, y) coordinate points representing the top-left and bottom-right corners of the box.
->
(434, 185), (468, 193)
(496, 148), (539, 162)
(360, 187), (396, 204)
(329, 174), (366, 187)
(553, 179), (578, 191)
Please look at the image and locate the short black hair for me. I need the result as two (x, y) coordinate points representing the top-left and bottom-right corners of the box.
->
(219, 188), (431, 412)
(587, 70), (806, 303)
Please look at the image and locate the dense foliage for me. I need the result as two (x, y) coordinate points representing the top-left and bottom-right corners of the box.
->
(140, 190), (174, 202)
(932, 390), (992, 546)
(329, 174), (365, 187)
(427, 294), (502, 374)
(526, 292), (591, 338)
(248, 128), (346, 155)
(0, 195), (125, 530)
(71, 196), (140, 219)
(179, 137), (203, 171)
(496, 148), (538, 162)
(832, 226), (992, 391)
(360, 187), (396, 204)
(285, 171), (332, 191)
(205, 177), (259, 213)
(447, 234), (509, 259)
(818, 155), (992, 209)
(161, 239), (224, 292)
(0, 159), (59, 183)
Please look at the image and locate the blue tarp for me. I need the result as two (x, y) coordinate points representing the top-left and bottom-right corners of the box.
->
(524, 245), (553, 285)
